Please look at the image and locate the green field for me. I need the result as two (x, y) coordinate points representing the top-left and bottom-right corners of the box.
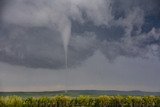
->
(0, 95), (160, 107)
(0, 90), (160, 107)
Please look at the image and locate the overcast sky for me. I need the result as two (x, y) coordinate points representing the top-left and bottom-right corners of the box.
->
(0, 0), (160, 92)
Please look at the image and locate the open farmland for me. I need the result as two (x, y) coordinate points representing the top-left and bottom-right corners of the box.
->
(0, 90), (160, 97)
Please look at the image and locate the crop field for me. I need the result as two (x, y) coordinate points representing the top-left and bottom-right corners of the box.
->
(0, 95), (160, 107)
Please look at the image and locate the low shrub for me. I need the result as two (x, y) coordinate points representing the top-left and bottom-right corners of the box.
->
(0, 95), (159, 107)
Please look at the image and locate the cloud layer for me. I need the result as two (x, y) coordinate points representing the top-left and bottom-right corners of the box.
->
(0, 0), (160, 69)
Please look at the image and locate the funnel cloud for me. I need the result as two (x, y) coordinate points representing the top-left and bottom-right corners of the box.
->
(0, 0), (160, 91)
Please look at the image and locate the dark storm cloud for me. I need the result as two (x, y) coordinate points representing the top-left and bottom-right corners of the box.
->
(0, 0), (160, 69)
(0, 0), (5, 14)
(0, 0), (6, 22)
(0, 25), (97, 69)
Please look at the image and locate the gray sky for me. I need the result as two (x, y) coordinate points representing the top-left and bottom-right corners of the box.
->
(0, 0), (160, 91)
